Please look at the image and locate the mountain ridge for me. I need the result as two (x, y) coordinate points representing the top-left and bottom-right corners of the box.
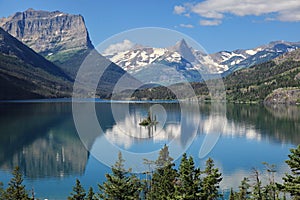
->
(105, 39), (300, 79)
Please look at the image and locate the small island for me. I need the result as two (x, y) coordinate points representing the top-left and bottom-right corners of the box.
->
(139, 110), (158, 127)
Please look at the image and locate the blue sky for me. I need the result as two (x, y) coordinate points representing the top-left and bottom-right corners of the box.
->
(0, 0), (299, 53)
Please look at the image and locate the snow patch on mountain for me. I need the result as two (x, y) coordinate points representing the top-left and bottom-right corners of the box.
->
(103, 39), (300, 82)
(245, 49), (257, 55)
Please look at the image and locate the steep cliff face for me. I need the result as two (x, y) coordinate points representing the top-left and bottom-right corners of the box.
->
(0, 8), (94, 56)
(0, 9), (95, 77)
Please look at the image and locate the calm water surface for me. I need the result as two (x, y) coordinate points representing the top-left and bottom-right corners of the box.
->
(0, 101), (299, 199)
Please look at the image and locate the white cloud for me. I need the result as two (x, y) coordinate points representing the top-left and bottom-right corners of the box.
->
(103, 39), (135, 55)
(199, 19), (222, 26)
(173, 5), (186, 15)
(179, 23), (194, 28)
(174, 0), (300, 26)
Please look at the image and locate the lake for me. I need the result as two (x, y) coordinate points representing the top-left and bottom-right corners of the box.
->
(0, 101), (299, 199)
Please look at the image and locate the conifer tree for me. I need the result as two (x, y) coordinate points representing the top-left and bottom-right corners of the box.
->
(229, 188), (236, 200)
(155, 144), (173, 168)
(98, 152), (141, 200)
(251, 168), (262, 200)
(68, 179), (86, 200)
(262, 162), (278, 200)
(283, 145), (300, 199)
(3, 166), (30, 200)
(0, 182), (4, 199)
(85, 187), (95, 200)
(146, 145), (177, 200)
(175, 153), (201, 199)
(237, 177), (250, 200)
(199, 158), (223, 200)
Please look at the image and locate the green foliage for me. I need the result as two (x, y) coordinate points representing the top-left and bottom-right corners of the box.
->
(229, 188), (235, 200)
(146, 145), (177, 200)
(175, 153), (201, 199)
(5, 145), (300, 200)
(85, 187), (96, 200)
(251, 168), (262, 200)
(225, 60), (300, 103)
(199, 158), (223, 200)
(68, 179), (86, 200)
(147, 163), (177, 200)
(2, 166), (31, 200)
(139, 110), (158, 126)
(155, 144), (174, 168)
(0, 181), (4, 199)
(262, 162), (279, 199)
(283, 145), (300, 199)
(98, 152), (141, 200)
(237, 177), (251, 200)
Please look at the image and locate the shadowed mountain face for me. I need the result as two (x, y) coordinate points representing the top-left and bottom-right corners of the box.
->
(0, 27), (73, 100)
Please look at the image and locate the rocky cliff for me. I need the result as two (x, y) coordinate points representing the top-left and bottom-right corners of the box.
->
(0, 8), (93, 56)
(0, 9), (95, 77)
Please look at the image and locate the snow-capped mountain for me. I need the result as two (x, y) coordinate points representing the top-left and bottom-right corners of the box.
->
(213, 41), (300, 75)
(103, 39), (300, 84)
(103, 39), (226, 84)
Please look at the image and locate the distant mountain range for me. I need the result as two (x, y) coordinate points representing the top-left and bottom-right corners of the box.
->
(104, 39), (227, 84)
(0, 8), (299, 102)
(104, 39), (300, 79)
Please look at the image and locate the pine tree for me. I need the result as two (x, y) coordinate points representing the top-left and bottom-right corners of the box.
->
(155, 144), (174, 168)
(283, 145), (300, 199)
(262, 162), (278, 200)
(85, 187), (95, 200)
(98, 152), (141, 200)
(146, 145), (177, 200)
(175, 153), (201, 199)
(146, 163), (177, 200)
(229, 188), (236, 200)
(251, 168), (262, 200)
(237, 177), (250, 200)
(3, 166), (30, 200)
(199, 158), (223, 200)
(0, 182), (4, 199)
(68, 179), (86, 200)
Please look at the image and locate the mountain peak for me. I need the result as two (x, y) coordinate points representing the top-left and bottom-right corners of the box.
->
(176, 39), (188, 48)
(26, 8), (35, 12)
(169, 39), (195, 62)
(0, 9), (94, 55)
